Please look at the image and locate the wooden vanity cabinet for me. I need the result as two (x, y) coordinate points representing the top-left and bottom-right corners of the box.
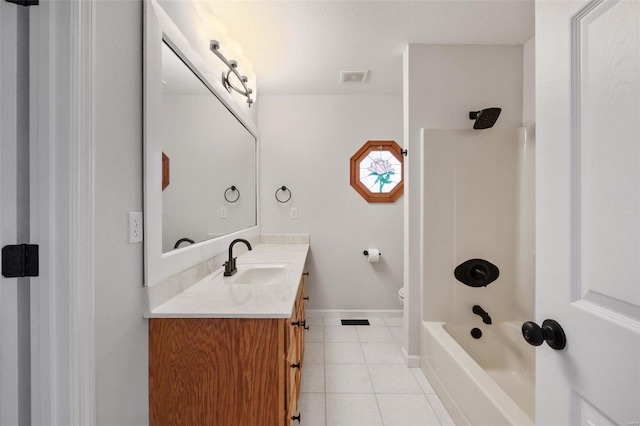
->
(149, 276), (306, 426)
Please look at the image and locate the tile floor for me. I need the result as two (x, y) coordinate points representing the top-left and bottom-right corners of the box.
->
(299, 316), (455, 426)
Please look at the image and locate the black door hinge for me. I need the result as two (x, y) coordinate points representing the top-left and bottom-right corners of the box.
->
(4, 0), (38, 6)
(2, 244), (39, 278)
(400, 149), (408, 156)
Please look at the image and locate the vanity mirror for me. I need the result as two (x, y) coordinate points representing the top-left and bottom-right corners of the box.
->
(144, 0), (259, 287)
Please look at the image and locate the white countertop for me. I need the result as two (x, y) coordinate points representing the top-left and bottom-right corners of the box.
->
(146, 243), (309, 318)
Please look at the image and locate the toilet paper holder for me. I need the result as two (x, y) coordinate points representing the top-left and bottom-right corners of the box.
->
(363, 250), (382, 257)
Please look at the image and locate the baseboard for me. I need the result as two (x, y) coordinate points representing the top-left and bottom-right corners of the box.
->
(401, 346), (420, 367)
(306, 309), (403, 318)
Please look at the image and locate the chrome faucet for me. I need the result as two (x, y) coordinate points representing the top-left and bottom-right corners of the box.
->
(472, 305), (492, 324)
(223, 238), (252, 276)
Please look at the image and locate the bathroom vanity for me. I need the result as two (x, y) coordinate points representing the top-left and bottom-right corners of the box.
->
(146, 243), (309, 426)
(143, 2), (309, 423)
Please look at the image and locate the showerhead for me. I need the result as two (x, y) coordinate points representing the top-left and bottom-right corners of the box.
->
(469, 107), (502, 130)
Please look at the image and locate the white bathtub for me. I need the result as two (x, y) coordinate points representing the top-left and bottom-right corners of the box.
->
(420, 321), (535, 426)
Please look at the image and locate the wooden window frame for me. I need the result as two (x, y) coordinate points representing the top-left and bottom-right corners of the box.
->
(349, 140), (404, 203)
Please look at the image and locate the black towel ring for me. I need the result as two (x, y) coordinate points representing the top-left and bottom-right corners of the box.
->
(224, 186), (240, 203)
(275, 186), (292, 203)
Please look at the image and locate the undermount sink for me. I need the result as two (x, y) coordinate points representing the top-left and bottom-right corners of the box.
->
(229, 264), (289, 285)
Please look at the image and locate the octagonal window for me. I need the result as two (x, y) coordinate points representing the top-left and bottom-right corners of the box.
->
(350, 140), (404, 203)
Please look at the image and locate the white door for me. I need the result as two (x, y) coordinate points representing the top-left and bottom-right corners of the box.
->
(536, 0), (640, 424)
(0, 1), (31, 424)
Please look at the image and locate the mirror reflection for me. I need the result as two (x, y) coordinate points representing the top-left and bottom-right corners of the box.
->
(160, 42), (257, 253)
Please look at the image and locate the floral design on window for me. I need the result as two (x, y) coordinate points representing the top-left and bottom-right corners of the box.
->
(350, 140), (404, 203)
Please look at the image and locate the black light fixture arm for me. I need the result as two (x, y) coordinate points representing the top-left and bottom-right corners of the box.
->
(210, 40), (254, 107)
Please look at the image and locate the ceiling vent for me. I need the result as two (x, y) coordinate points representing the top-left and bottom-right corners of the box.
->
(340, 71), (369, 84)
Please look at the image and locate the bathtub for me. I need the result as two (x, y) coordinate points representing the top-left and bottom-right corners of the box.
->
(420, 321), (535, 426)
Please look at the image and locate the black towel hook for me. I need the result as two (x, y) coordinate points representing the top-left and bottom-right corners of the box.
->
(224, 185), (240, 203)
(275, 186), (292, 203)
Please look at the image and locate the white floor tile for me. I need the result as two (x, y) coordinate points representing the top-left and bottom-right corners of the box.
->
(298, 393), (325, 426)
(296, 320), (446, 426)
(356, 326), (395, 343)
(384, 317), (404, 327)
(325, 364), (373, 393)
(324, 326), (359, 342)
(368, 364), (423, 394)
(388, 326), (404, 344)
(300, 363), (325, 393)
(304, 342), (324, 364)
(323, 317), (344, 326)
(325, 394), (383, 426)
(325, 342), (365, 364)
(427, 393), (456, 426)
(376, 394), (441, 426)
(362, 318), (387, 327)
(410, 368), (436, 394)
(305, 317), (324, 326)
(361, 342), (405, 364)
(306, 325), (324, 342)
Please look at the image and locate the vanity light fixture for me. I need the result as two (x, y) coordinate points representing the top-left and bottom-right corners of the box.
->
(210, 40), (254, 107)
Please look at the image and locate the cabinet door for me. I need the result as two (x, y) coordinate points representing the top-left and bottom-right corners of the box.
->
(150, 318), (283, 426)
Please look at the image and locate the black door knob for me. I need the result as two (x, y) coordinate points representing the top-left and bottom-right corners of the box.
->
(521, 319), (566, 350)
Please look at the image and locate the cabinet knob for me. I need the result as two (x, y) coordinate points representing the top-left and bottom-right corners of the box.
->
(303, 272), (309, 276)
(291, 362), (300, 369)
(291, 413), (301, 423)
(303, 296), (309, 301)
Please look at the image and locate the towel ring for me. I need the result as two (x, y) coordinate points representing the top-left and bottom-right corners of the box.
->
(275, 186), (292, 203)
(224, 186), (240, 203)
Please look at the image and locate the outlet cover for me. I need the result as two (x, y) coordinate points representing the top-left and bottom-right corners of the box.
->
(128, 212), (143, 244)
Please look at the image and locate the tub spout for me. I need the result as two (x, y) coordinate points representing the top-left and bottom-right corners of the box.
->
(472, 305), (492, 324)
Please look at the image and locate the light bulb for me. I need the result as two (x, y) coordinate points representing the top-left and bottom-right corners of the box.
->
(206, 14), (228, 51)
(225, 38), (243, 64)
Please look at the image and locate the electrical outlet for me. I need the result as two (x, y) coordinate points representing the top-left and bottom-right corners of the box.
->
(220, 207), (228, 219)
(290, 207), (298, 219)
(128, 212), (143, 244)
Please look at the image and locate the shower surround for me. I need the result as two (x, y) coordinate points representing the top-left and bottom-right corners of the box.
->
(419, 128), (535, 425)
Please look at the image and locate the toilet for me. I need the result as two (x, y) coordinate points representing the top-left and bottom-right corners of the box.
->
(398, 287), (405, 306)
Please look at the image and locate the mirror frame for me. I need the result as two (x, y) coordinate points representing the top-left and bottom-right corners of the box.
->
(144, 0), (259, 287)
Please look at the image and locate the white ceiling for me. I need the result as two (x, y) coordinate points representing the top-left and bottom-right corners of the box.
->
(206, 1), (535, 96)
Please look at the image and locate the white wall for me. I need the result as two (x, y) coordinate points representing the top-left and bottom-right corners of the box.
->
(404, 44), (524, 359)
(258, 95), (403, 311)
(522, 38), (535, 127)
(94, 1), (148, 424)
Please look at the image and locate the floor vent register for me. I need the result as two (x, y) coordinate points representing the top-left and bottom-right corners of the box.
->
(340, 319), (370, 326)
